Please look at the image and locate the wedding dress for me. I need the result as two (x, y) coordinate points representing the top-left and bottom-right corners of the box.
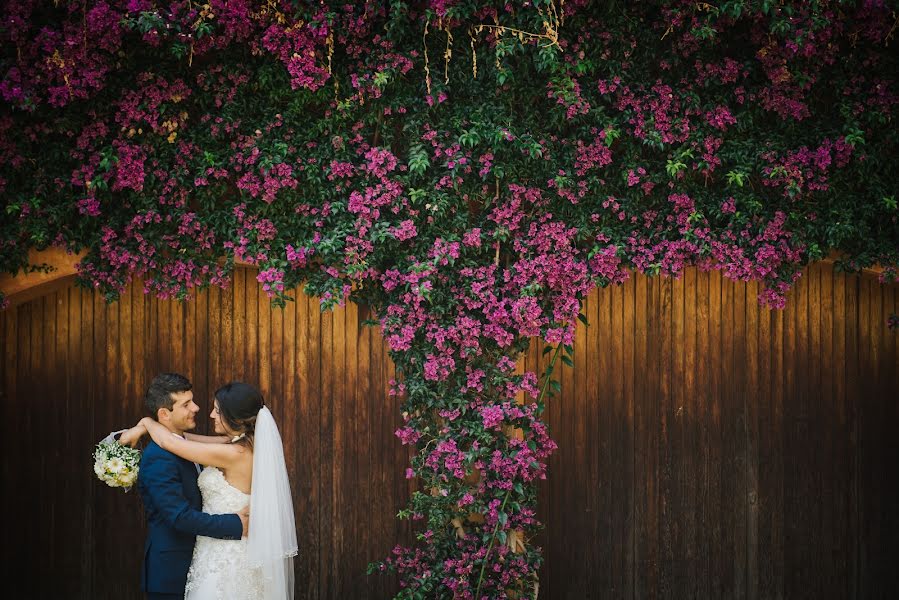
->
(185, 406), (297, 599)
(185, 466), (264, 599)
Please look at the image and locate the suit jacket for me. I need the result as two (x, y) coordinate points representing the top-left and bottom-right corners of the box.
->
(137, 440), (243, 594)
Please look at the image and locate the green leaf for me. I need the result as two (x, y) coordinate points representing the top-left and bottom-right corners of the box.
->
(408, 145), (430, 177)
(459, 129), (481, 148)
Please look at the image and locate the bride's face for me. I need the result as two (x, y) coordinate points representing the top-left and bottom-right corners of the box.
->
(210, 401), (234, 436)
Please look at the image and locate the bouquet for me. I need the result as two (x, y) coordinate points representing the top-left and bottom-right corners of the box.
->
(93, 430), (141, 491)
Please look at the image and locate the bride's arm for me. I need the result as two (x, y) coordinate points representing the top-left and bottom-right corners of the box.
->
(139, 417), (244, 469)
(117, 422), (147, 448)
(184, 432), (230, 444)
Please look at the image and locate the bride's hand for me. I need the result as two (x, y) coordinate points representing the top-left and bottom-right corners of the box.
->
(118, 422), (147, 448)
(238, 505), (250, 537)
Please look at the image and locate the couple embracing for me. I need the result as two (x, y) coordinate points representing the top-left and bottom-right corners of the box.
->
(118, 373), (297, 600)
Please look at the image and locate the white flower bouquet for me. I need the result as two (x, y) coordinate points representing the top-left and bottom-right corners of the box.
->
(93, 430), (141, 491)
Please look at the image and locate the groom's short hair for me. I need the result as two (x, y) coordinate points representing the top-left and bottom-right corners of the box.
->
(145, 372), (193, 417)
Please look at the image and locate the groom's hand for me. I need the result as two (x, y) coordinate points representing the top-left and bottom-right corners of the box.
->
(238, 505), (250, 537)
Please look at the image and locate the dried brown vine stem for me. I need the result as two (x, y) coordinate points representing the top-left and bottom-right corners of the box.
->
(886, 11), (899, 46)
(423, 16), (432, 96)
(443, 19), (453, 85)
(469, 27), (478, 79)
(474, 0), (562, 49)
(475, 21), (560, 49)
(326, 31), (339, 102)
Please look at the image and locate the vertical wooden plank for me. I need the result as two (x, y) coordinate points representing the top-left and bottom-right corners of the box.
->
(319, 301), (334, 598)
(821, 264), (845, 595)
(890, 283), (899, 595)
(173, 293), (187, 376)
(80, 288), (98, 597)
(755, 277), (778, 600)
(208, 280), (223, 396)
(89, 287), (107, 591)
(709, 270), (731, 598)
(119, 278), (134, 418)
(680, 268), (700, 598)
(281, 291), (297, 492)
(784, 266), (807, 598)
(773, 285), (786, 600)
(656, 275), (675, 597)
(888, 282), (899, 596)
(573, 293), (589, 595)
(59, 288), (78, 595)
(831, 267), (850, 599)
(258, 285), (272, 399)
(297, 292), (321, 600)
(620, 273), (636, 599)
(855, 273), (870, 599)
(590, 288), (609, 594)
(695, 271), (720, 598)
(633, 271), (656, 598)
(845, 271), (862, 600)
(231, 269), (246, 382)
(354, 303), (368, 597)
(182, 291), (197, 405)
(356, 304), (373, 594)
(706, 269), (723, 596)
(118, 285), (143, 595)
(554, 285), (579, 595)
(743, 277), (760, 600)
(368, 307), (388, 599)
(729, 275), (748, 600)
(13, 305), (30, 586)
(0, 307), (11, 577)
(38, 294), (54, 597)
(245, 268), (259, 385)
(130, 281), (147, 408)
(332, 302), (349, 596)
(811, 264), (829, 592)
(859, 274), (892, 597)
(669, 273), (684, 595)
(191, 283), (209, 425)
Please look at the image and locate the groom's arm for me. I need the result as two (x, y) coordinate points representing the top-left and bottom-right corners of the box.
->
(141, 453), (244, 540)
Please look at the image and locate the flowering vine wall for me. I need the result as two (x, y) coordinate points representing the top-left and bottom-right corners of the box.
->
(2, 1), (898, 597)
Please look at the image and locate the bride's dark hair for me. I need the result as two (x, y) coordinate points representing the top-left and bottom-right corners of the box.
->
(214, 381), (264, 449)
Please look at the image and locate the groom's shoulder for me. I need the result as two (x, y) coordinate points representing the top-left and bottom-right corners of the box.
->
(142, 441), (176, 463)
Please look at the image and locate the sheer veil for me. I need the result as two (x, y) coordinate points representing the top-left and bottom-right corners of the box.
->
(247, 406), (298, 599)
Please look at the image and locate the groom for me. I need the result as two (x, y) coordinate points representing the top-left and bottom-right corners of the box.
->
(133, 373), (248, 600)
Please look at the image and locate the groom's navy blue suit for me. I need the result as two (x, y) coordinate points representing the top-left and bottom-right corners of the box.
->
(137, 439), (242, 598)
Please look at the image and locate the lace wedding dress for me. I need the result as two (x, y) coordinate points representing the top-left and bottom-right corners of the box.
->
(185, 467), (264, 599)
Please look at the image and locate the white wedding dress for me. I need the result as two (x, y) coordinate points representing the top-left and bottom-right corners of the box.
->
(185, 467), (264, 599)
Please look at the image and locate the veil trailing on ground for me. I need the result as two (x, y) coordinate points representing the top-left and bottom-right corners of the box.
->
(247, 406), (298, 599)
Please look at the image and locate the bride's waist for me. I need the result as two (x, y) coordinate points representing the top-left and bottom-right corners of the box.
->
(195, 534), (247, 546)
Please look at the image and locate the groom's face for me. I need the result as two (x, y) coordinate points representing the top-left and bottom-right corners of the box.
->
(162, 390), (199, 432)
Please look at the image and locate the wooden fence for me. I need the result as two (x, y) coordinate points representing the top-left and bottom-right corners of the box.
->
(1, 263), (897, 598)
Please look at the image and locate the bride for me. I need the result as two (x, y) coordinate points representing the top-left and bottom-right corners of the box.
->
(126, 382), (297, 599)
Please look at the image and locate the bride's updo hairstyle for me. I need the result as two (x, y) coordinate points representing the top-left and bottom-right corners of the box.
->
(214, 381), (264, 449)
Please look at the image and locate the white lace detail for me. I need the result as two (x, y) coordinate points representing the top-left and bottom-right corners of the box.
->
(184, 467), (263, 600)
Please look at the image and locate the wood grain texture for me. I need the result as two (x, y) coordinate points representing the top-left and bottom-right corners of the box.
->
(1, 264), (897, 599)
(528, 264), (898, 600)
